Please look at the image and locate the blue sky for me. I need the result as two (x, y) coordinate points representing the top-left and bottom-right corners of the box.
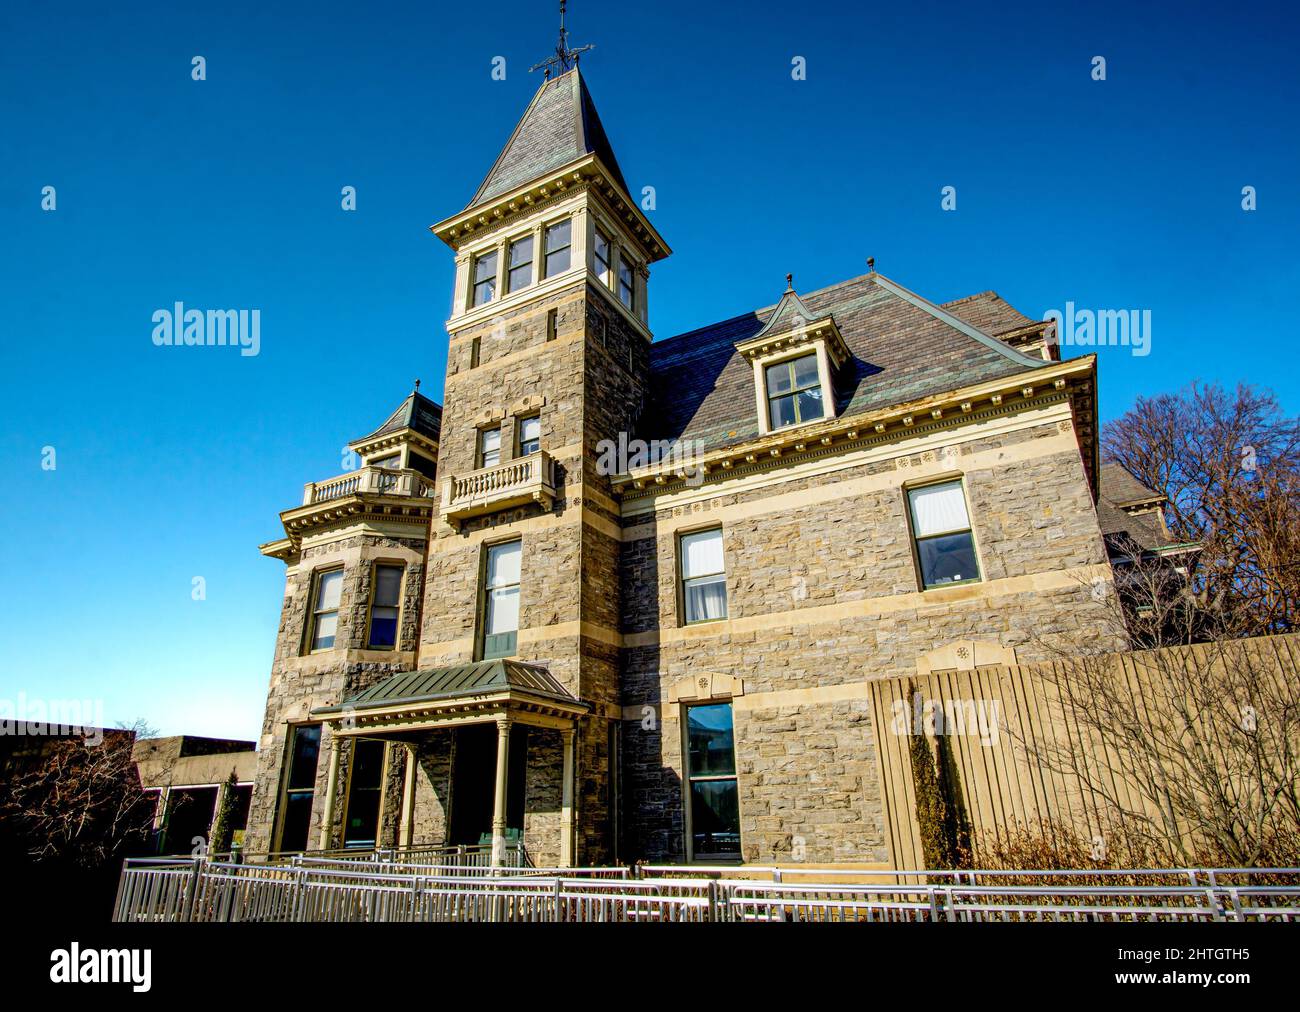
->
(2, 0), (1297, 740)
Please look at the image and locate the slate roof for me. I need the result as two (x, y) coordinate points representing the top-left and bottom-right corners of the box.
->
(1096, 463), (1181, 553)
(354, 390), (442, 445)
(646, 272), (1051, 452)
(465, 69), (629, 212)
(942, 290), (1043, 336)
(314, 660), (582, 714)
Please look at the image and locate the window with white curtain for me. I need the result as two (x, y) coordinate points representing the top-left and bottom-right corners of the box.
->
(908, 480), (980, 589)
(680, 528), (728, 624)
(308, 569), (343, 650)
(517, 415), (540, 457)
(481, 540), (521, 659)
(478, 426), (501, 469)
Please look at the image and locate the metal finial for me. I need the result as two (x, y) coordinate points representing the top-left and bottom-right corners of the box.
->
(867, 257), (875, 273)
(414, 379), (421, 394)
(785, 273), (794, 292)
(531, 0), (595, 78)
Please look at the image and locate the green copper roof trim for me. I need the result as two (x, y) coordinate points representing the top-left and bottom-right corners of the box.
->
(311, 659), (585, 716)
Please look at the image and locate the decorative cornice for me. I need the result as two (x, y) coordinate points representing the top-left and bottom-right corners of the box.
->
(430, 155), (671, 263)
(734, 314), (850, 369)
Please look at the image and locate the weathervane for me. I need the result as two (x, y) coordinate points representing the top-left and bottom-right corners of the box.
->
(530, 0), (594, 79)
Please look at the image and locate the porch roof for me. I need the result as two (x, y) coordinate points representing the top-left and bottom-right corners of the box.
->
(311, 660), (587, 731)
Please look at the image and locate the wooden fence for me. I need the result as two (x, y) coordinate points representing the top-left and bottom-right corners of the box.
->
(867, 633), (1300, 869)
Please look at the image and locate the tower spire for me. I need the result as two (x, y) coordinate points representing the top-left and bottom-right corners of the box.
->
(530, 0), (594, 79)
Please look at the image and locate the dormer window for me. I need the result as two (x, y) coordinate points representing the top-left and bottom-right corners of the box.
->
(735, 281), (849, 436)
(472, 250), (498, 307)
(544, 219), (571, 278)
(765, 353), (824, 429)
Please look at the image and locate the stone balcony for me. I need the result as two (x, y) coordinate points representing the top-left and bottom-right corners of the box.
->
(440, 450), (557, 526)
(303, 466), (437, 506)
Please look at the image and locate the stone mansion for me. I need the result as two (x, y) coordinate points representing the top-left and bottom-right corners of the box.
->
(243, 67), (1123, 868)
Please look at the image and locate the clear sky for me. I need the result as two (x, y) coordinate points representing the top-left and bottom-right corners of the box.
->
(2, 0), (1297, 741)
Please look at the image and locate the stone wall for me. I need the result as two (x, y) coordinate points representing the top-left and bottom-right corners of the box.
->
(243, 530), (427, 854)
(617, 412), (1123, 864)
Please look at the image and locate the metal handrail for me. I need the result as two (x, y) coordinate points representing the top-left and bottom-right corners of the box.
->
(113, 859), (1300, 924)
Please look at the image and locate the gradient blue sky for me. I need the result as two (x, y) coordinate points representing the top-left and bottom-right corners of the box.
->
(2, 1), (1297, 741)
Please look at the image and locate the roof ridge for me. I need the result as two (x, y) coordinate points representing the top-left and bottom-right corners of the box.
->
(941, 290), (999, 307)
(656, 271), (878, 350)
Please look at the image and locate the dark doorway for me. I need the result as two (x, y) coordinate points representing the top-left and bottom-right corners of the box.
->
(448, 724), (528, 845)
(161, 786), (218, 854)
(343, 739), (386, 848)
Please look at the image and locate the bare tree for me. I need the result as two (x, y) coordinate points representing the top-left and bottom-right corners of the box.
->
(0, 720), (162, 869)
(1017, 561), (1300, 868)
(1102, 381), (1300, 635)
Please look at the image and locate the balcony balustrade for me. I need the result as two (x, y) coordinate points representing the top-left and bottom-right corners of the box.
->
(440, 450), (556, 525)
(303, 466), (437, 506)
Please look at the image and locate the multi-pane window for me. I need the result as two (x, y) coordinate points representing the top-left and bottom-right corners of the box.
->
(478, 427), (501, 469)
(544, 219), (571, 277)
(908, 480), (980, 589)
(309, 569), (343, 651)
(507, 236), (534, 293)
(618, 258), (635, 309)
(343, 738), (385, 848)
(366, 564), (403, 649)
(472, 250), (498, 307)
(765, 353), (824, 429)
(594, 229), (612, 286)
(518, 416), (541, 457)
(680, 528), (728, 624)
(481, 540), (521, 660)
(686, 703), (740, 860)
(369, 453), (400, 469)
(279, 724), (321, 853)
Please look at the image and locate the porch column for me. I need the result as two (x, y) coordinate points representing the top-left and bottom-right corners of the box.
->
(317, 730), (342, 851)
(560, 726), (576, 868)
(399, 741), (418, 849)
(490, 716), (512, 868)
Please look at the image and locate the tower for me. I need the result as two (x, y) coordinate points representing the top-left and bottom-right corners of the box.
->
(420, 61), (670, 863)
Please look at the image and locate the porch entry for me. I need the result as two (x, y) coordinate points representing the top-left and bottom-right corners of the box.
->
(311, 658), (586, 866)
(448, 723), (528, 846)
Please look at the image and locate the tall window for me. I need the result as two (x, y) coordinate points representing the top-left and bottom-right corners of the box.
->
(366, 563), (403, 649)
(908, 480), (980, 589)
(472, 250), (498, 307)
(343, 739), (385, 848)
(543, 219), (571, 277)
(507, 235), (533, 293)
(686, 703), (740, 860)
(680, 528), (728, 624)
(278, 724), (321, 853)
(308, 569), (343, 651)
(765, 353), (824, 429)
(518, 415), (540, 457)
(618, 258), (635, 309)
(481, 540), (521, 660)
(478, 426), (501, 469)
(594, 229), (612, 286)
